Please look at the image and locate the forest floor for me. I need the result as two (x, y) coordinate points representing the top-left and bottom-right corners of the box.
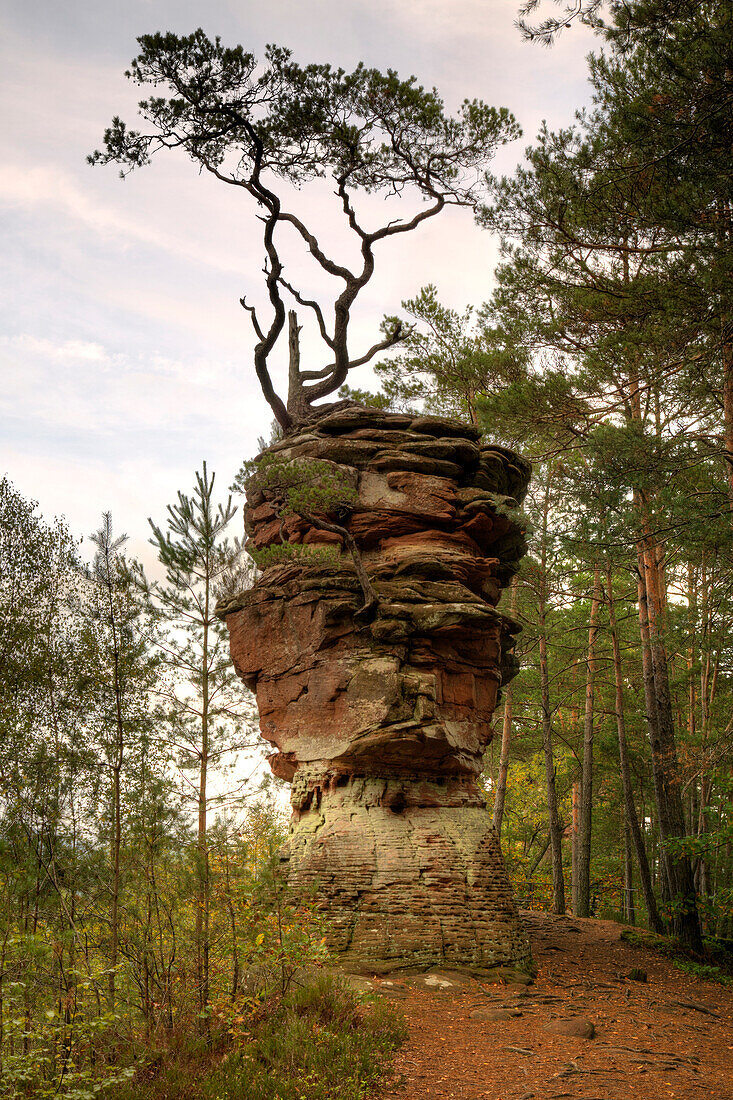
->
(363, 910), (733, 1100)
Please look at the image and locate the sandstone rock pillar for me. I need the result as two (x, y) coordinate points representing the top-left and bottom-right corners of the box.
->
(217, 406), (532, 971)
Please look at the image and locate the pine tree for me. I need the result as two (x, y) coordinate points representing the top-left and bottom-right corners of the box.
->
(80, 514), (158, 1007)
(136, 464), (256, 1033)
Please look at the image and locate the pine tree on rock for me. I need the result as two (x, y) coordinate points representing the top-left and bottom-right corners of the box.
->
(90, 31), (520, 431)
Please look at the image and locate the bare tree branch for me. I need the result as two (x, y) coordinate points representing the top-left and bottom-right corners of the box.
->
(240, 297), (265, 341)
(279, 211), (356, 282)
(278, 276), (335, 350)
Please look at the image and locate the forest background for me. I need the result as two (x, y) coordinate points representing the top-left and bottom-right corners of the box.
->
(1, 0), (732, 1097)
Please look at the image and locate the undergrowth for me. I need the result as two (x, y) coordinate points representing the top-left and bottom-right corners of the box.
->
(620, 928), (733, 987)
(104, 974), (406, 1100)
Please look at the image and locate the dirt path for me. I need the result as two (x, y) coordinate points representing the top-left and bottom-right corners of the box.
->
(374, 911), (733, 1100)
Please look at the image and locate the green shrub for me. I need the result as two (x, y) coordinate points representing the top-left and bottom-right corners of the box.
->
(250, 542), (340, 570)
(671, 959), (733, 987)
(106, 975), (406, 1100)
(620, 928), (733, 987)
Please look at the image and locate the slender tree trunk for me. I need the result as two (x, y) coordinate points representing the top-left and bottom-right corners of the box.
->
(625, 355), (702, 947)
(697, 774), (710, 904)
(635, 524), (702, 950)
(492, 683), (513, 838)
(223, 837), (240, 1001)
(109, 759), (121, 1009)
(492, 578), (517, 837)
(197, 577), (211, 1036)
(537, 472), (565, 913)
(539, 639), (566, 916)
(607, 566), (664, 933)
(571, 780), (580, 914)
(528, 834), (552, 878)
(103, 551), (124, 1012)
(576, 564), (601, 918)
(623, 819), (636, 926)
(721, 314), (733, 514)
(0, 917), (10, 1075)
(568, 663), (580, 914)
(696, 560), (722, 918)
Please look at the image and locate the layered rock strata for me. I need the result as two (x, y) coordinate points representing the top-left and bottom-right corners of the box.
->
(217, 405), (532, 971)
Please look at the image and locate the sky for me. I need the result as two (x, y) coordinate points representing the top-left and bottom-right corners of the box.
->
(0, 0), (598, 569)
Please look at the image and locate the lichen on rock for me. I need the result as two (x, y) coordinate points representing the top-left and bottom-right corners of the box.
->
(217, 404), (533, 971)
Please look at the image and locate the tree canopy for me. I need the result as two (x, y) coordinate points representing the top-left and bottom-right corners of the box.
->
(90, 31), (520, 430)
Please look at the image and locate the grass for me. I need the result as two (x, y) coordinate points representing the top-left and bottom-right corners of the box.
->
(104, 974), (407, 1100)
(620, 927), (733, 987)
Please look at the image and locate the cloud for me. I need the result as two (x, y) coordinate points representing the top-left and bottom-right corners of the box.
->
(0, 331), (266, 444)
(3, 335), (111, 363)
(0, 162), (246, 275)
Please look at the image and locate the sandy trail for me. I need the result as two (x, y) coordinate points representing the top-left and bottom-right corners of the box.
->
(376, 910), (733, 1100)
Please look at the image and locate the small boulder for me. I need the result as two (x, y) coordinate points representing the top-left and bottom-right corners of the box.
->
(498, 968), (533, 985)
(544, 1018), (596, 1039)
(471, 1008), (523, 1021)
(626, 967), (648, 982)
(410, 970), (471, 994)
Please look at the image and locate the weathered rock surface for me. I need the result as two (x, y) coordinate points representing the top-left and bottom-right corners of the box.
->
(217, 405), (532, 971)
(470, 1007), (523, 1021)
(543, 1017), (597, 1039)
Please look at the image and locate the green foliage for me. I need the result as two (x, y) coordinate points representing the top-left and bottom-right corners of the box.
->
(337, 385), (392, 411)
(133, 462), (256, 790)
(619, 928), (733, 986)
(1, 994), (136, 1100)
(0, 477), (81, 787)
(90, 32), (518, 195)
(0, 479), (280, 1099)
(474, 0), (733, 946)
(235, 454), (357, 517)
(108, 975), (405, 1100)
(249, 542), (340, 571)
(233, 454), (358, 572)
(671, 959), (732, 987)
(369, 284), (529, 425)
(0, 786), (337, 1099)
(6, 6), (733, 1092)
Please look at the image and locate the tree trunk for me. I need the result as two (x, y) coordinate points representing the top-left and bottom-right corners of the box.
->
(299, 511), (378, 619)
(223, 837), (240, 1001)
(492, 578), (517, 837)
(571, 780), (580, 914)
(537, 472), (565, 914)
(576, 564), (601, 918)
(197, 578), (211, 1037)
(625, 352), (702, 948)
(286, 310), (312, 424)
(607, 566), (664, 933)
(492, 683), (513, 838)
(635, 526), (702, 950)
(104, 552), (124, 1012)
(624, 818), (636, 926)
(722, 316), (733, 514)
